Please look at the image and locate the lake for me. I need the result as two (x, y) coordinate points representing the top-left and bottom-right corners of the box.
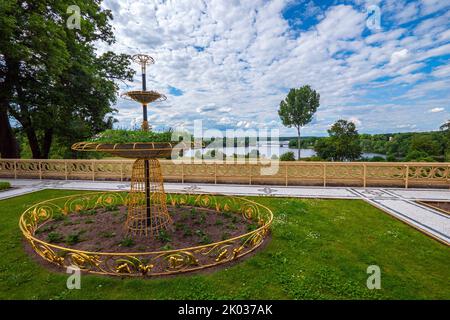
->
(184, 143), (385, 160)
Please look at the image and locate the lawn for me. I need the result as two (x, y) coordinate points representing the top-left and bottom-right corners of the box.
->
(0, 189), (448, 300)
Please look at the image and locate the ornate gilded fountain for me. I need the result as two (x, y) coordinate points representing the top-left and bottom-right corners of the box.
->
(72, 54), (182, 237)
(20, 54), (272, 277)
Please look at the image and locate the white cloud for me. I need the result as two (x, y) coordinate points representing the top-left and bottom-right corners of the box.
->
(429, 107), (444, 113)
(420, 0), (450, 15)
(395, 1), (420, 24)
(432, 64), (450, 78)
(390, 49), (409, 64)
(196, 104), (217, 113)
(348, 116), (362, 126)
(99, 0), (450, 135)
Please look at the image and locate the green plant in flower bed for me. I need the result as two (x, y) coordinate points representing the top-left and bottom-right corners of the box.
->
(157, 229), (171, 243)
(119, 236), (135, 247)
(47, 231), (63, 243)
(103, 205), (118, 212)
(195, 229), (212, 244)
(52, 212), (67, 222)
(100, 231), (116, 238)
(89, 129), (175, 143)
(79, 209), (97, 216)
(65, 233), (82, 245)
(221, 232), (231, 241)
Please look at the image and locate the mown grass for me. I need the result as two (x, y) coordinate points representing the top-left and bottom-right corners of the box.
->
(0, 189), (448, 300)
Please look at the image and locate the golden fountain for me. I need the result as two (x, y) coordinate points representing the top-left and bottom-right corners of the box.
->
(20, 54), (272, 277)
(72, 54), (186, 237)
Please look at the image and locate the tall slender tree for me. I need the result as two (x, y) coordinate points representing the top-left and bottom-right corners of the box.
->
(0, 0), (134, 159)
(278, 85), (320, 159)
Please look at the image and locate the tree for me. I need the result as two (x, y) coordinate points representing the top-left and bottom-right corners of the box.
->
(0, 0), (134, 159)
(328, 120), (362, 161)
(279, 151), (295, 161)
(314, 138), (335, 160)
(409, 135), (440, 157)
(278, 85), (320, 159)
(441, 120), (450, 132)
(314, 120), (362, 161)
(440, 120), (450, 161)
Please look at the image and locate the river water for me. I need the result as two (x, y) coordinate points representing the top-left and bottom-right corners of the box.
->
(184, 143), (385, 160)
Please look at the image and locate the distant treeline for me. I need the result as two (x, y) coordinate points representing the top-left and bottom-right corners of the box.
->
(289, 131), (449, 162)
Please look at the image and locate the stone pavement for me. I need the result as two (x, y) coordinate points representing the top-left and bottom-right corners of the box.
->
(1, 179), (449, 246)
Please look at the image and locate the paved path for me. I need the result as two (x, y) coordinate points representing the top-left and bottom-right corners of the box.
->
(1, 179), (449, 245)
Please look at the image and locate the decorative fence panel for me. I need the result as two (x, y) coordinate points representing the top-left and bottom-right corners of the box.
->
(0, 159), (449, 188)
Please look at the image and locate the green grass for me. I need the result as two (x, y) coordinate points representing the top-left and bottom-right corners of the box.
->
(0, 189), (449, 300)
(0, 181), (11, 191)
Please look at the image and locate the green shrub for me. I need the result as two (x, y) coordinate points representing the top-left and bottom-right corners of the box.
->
(199, 213), (207, 224)
(79, 209), (97, 216)
(47, 232), (63, 243)
(221, 232), (231, 241)
(52, 212), (67, 222)
(65, 233), (81, 245)
(157, 229), (171, 243)
(90, 129), (175, 143)
(0, 181), (11, 191)
(35, 225), (55, 234)
(199, 234), (212, 244)
(222, 211), (232, 219)
(100, 231), (116, 238)
(119, 236), (135, 247)
(183, 229), (193, 237)
(280, 151), (296, 161)
(103, 205), (118, 212)
(174, 222), (184, 231)
(161, 244), (172, 251)
(195, 230), (211, 244)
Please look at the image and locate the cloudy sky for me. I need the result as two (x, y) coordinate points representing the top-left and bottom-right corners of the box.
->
(100, 0), (450, 136)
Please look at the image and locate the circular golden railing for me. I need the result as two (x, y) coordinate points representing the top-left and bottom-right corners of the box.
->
(20, 192), (272, 277)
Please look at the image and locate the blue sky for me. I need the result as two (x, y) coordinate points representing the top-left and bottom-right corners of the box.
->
(101, 0), (450, 136)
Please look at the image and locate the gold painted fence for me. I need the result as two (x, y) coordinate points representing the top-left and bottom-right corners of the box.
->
(0, 159), (449, 188)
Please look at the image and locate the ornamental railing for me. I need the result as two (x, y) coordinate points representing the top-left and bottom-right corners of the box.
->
(0, 159), (449, 189)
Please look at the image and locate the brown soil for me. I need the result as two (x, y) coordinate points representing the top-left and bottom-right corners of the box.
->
(34, 205), (258, 253)
(420, 201), (450, 214)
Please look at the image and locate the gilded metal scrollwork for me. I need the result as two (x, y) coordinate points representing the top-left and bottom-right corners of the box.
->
(20, 191), (273, 277)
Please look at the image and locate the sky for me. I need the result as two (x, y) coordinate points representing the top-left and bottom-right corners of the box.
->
(100, 0), (450, 136)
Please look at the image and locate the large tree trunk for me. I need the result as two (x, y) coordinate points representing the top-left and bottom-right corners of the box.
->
(42, 128), (53, 159)
(15, 80), (44, 159)
(0, 56), (20, 158)
(23, 123), (42, 159)
(297, 127), (301, 160)
(0, 102), (19, 158)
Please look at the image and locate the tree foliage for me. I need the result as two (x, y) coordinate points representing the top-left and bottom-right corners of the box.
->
(279, 151), (295, 161)
(278, 85), (320, 159)
(314, 119), (362, 161)
(0, 0), (134, 159)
